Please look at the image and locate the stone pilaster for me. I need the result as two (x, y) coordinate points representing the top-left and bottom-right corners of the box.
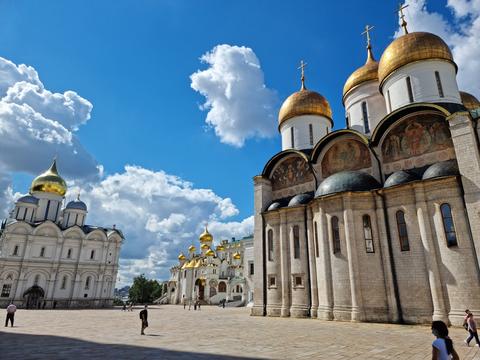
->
(316, 204), (333, 320)
(279, 212), (291, 317)
(251, 175), (272, 316)
(306, 206), (318, 318)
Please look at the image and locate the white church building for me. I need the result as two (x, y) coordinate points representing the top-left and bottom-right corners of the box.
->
(0, 160), (123, 309)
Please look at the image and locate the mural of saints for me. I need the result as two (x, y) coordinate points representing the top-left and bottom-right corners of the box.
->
(271, 157), (313, 191)
(382, 114), (453, 163)
(321, 139), (372, 177)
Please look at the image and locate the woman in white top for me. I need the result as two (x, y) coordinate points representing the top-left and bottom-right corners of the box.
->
(431, 321), (459, 360)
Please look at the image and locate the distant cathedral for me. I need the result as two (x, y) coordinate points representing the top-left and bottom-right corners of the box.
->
(0, 160), (123, 308)
(251, 11), (480, 325)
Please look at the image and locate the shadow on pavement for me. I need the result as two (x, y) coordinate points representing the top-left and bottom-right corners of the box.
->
(0, 332), (259, 360)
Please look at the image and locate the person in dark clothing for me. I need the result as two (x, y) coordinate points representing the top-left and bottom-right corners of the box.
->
(5, 303), (16, 327)
(139, 305), (148, 335)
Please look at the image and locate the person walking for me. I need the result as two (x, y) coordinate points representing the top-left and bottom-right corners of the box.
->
(139, 305), (148, 335)
(465, 312), (480, 347)
(431, 320), (459, 360)
(122, 303), (127, 311)
(5, 302), (16, 327)
(182, 295), (186, 310)
(128, 303), (133, 312)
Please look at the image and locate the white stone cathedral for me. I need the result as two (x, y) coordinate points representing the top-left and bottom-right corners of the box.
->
(251, 16), (480, 325)
(0, 160), (123, 308)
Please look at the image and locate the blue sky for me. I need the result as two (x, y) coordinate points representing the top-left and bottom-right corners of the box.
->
(0, 0), (477, 283)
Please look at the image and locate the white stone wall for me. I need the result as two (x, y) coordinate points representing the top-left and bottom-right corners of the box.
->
(280, 115), (331, 151)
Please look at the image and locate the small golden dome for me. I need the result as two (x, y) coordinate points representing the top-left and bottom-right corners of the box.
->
(30, 159), (67, 197)
(201, 243), (210, 250)
(278, 87), (332, 128)
(216, 245), (225, 251)
(188, 245), (196, 252)
(206, 249), (215, 257)
(343, 46), (378, 100)
(178, 253), (186, 260)
(378, 32), (456, 88)
(233, 252), (241, 260)
(460, 91), (480, 111)
(199, 226), (213, 243)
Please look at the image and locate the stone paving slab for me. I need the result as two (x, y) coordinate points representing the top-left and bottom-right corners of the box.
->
(0, 305), (479, 359)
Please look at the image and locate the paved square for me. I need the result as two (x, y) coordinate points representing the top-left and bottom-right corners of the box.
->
(1, 305), (479, 359)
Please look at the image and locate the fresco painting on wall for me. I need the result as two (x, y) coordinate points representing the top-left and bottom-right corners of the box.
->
(271, 156), (313, 191)
(382, 114), (452, 163)
(321, 139), (372, 177)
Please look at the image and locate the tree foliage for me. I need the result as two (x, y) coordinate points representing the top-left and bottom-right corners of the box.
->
(128, 274), (162, 303)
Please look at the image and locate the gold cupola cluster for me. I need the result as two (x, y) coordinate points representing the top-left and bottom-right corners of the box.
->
(278, 61), (332, 129)
(199, 226), (213, 243)
(460, 91), (480, 111)
(30, 159), (67, 197)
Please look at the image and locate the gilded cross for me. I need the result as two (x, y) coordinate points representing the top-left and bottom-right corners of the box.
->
(298, 60), (307, 90)
(397, 3), (409, 34)
(361, 25), (374, 47)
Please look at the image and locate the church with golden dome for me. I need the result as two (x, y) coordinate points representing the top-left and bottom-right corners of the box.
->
(0, 160), (123, 309)
(164, 227), (254, 306)
(251, 11), (480, 325)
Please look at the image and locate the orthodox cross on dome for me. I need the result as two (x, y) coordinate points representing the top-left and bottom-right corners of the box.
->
(298, 60), (307, 90)
(397, 3), (409, 35)
(361, 25), (374, 48)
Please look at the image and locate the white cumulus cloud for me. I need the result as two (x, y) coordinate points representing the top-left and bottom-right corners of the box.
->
(190, 44), (278, 147)
(396, 0), (480, 95)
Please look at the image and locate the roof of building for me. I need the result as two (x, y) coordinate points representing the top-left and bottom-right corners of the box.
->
(384, 170), (419, 188)
(16, 195), (39, 205)
(422, 160), (459, 180)
(287, 193), (313, 207)
(316, 171), (381, 197)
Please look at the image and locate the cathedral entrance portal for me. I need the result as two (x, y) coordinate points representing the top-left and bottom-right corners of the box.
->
(195, 279), (205, 300)
(23, 285), (45, 309)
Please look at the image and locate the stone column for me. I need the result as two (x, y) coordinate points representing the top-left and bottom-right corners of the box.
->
(448, 112), (480, 266)
(306, 206), (318, 318)
(316, 204), (333, 320)
(280, 211), (291, 317)
(343, 197), (363, 321)
(266, 217), (282, 316)
(414, 186), (448, 322)
(251, 176), (272, 316)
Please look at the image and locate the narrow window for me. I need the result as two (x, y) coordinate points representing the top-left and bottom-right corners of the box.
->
(387, 90), (392, 112)
(267, 229), (274, 261)
(184, 271), (186, 279)
(363, 215), (375, 253)
(13, 245), (19, 256)
(290, 127), (295, 148)
(295, 276), (303, 286)
(435, 71), (444, 98)
(441, 204), (457, 247)
(61, 276), (67, 289)
(74, 214), (79, 225)
(293, 225), (300, 259)
(44, 200), (51, 220)
(406, 76), (414, 103)
(309, 124), (314, 145)
(67, 248), (72, 259)
(40, 247), (45, 257)
(15, 207), (20, 219)
(361, 101), (370, 133)
(396, 210), (410, 251)
(85, 276), (91, 290)
(331, 216), (341, 254)
(90, 250), (95, 260)
(34, 274), (40, 285)
(269, 276), (276, 287)
(66, 213), (70, 226)
(22, 208), (27, 221)
(249, 262), (254, 275)
(1, 284), (11, 297)
(314, 222), (319, 258)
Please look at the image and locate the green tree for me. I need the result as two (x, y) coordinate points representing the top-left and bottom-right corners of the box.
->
(128, 274), (162, 303)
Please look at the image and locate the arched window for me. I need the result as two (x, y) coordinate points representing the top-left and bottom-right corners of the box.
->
(331, 216), (341, 254)
(267, 229), (274, 261)
(90, 250), (95, 260)
(406, 76), (414, 103)
(40, 247), (45, 257)
(396, 210), (410, 251)
(361, 101), (370, 133)
(85, 276), (91, 290)
(309, 124), (314, 145)
(314, 221), (319, 258)
(12, 245), (19, 256)
(34, 274), (40, 285)
(290, 127), (295, 148)
(440, 204), (457, 247)
(293, 225), (300, 259)
(387, 90), (392, 112)
(363, 215), (374, 253)
(61, 276), (67, 290)
(218, 281), (226, 293)
(435, 71), (444, 98)
(67, 248), (72, 259)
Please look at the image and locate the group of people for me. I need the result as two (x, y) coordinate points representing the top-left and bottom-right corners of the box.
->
(121, 302), (134, 312)
(430, 310), (479, 359)
(182, 295), (202, 311)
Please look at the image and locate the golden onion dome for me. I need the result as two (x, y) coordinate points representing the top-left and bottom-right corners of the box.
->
(199, 226), (213, 243)
(30, 159), (67, 197)
(278, 84), (333, 129)
(206, 249), (215, 257)
(178, 253), (186, 260)
(216, 245), (225, 251)
(233, 252), (241, 260)
(343, 46), (378, 101)
(201, 243), (210, 250)
(460, 91), (480, 111)
(378, 32), (456, 88)
(188, 245), (196, 252)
